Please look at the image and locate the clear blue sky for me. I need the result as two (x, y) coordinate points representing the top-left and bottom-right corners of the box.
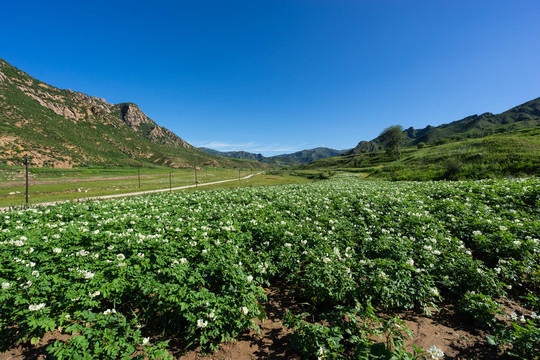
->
(2, 0), (539, 156)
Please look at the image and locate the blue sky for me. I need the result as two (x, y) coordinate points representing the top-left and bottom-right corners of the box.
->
(2, 0), (539, 156)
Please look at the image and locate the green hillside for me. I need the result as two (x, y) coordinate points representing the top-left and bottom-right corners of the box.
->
(351, 97), (540, 153)
(301, 127), (540, 180)
(0, 59), (267, 169)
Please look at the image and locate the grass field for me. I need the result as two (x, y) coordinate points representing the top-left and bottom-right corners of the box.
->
(0, 167), (310, 208)
(0, 167), (309, 208)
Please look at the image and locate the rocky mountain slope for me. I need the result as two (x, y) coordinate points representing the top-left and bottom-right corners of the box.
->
(0, 59), (264, 168)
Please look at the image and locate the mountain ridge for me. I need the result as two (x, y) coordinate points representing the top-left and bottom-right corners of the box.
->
(350, 97), (540, 154)
(198, 146), (347, 166)
(0, 58), (265, 169)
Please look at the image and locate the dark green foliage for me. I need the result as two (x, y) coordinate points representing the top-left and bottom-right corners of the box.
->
(488, 318), (540, 359)
(443, 158), (462, 180)
(283, 306), (426, 360)
(379, 125), (405, 159)
(47, 311), (172, 360)
(457, 292), (503, 329)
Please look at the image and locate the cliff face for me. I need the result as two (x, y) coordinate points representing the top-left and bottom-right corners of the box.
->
(116, 102), (192, 149)
(350, 141), (379, 154)
(118, 102), (152, 127)
(0, 63), (193, 148)
(0, 58), (204, 167)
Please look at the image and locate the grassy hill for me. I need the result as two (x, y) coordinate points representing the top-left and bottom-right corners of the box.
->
(0, 59), (267, 169)
(300, 127), (540, 180)
(351, 97), (540, 153)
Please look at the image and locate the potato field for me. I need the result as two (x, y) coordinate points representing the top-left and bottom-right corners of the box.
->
(1, 175), (538, 359)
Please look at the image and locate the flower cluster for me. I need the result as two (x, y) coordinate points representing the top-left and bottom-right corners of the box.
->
(103, 308), (116, 315)
(28, 303), (46, 311)
(197, 319), (208, 328)
(427, 345), (444, 359)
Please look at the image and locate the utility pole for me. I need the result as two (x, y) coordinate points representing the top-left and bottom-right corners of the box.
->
(238, 168), (241, 184)
(169, 169), (172, 192)
(25, 155), (29, 205)
(137, 164), (141, 189)
(194, 166), (198, 187)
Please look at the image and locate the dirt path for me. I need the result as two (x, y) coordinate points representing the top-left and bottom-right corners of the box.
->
(0, 173), (263, 211)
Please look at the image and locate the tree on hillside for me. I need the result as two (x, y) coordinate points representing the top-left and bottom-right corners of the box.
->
(380, 125), (405, 159)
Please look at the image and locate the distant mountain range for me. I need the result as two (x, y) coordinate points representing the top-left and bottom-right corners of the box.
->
(202, 97), (540, 166)
(350, 97), (540, 154)
(198, 147), (347, 166)
(0, 59), (266, 169)
(199, 148), (265, 161)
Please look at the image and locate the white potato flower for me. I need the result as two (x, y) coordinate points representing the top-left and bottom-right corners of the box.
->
(29, 303), (46, 311)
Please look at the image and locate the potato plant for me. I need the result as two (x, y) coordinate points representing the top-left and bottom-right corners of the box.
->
(1, 174), (538, 359)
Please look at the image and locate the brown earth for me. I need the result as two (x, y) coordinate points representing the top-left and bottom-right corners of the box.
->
(0, 330), (71, 360)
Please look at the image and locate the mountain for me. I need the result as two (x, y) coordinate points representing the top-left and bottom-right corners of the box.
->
(198, 146), (347, 166)
(350, 97), (540, 154)
(265, 147), (347, 166)
(0, 59), (265, 169)
(302, 127), (540, 180)
(198, 147), (265, 161)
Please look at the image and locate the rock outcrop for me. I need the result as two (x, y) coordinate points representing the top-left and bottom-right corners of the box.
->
(0, 58), (204, 167)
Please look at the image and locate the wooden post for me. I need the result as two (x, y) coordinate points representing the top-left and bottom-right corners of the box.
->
(194, 166), (198, 187)
(137, 164), (141, 189)
(25, 155), (29, 205)
(169, 170), (172, 192)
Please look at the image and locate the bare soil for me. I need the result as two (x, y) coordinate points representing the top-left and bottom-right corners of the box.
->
(0, 330), (71, 360)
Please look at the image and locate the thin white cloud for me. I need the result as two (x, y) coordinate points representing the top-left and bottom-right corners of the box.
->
(250, 146), (301, 153)
(193, 141), (257, 150)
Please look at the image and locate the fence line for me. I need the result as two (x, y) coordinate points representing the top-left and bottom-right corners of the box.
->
(0, 163), (262, 209)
